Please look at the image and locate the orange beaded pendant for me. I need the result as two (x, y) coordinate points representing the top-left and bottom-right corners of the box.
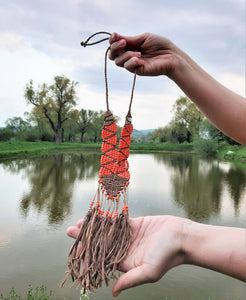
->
(61, 32), (137, 294)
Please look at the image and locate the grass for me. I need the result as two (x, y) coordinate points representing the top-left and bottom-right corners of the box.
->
(0, 141), (194, 160)
(1, 141), (246, 162)
(0, 141), (101, 159)
(0, 287), (218, 300)
(217, 143), (246, 161)
(0, 286), (52, 300)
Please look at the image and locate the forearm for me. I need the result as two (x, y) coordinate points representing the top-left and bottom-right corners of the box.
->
(182, 219), (246, 281)
(169, 47), (246, 144)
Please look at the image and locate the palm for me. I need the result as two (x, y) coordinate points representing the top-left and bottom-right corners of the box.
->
(67, 215), (184, 296)
(120, 216), (182, 277)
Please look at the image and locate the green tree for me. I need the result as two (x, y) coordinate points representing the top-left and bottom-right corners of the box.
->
(78, 109), (96, 142)
(89, 111), (105, 142)
(172, 96), (204, 140)
(87, 111), (120, 143)
(25, 75), (78, 144)
(5, 116), (32, 140)
(199, 119), (240, 145)
(0, 127), (14, 141)
(152, 126), (168, 143)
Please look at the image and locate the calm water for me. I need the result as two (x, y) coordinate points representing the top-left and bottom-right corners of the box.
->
(0, 152), (246, 299)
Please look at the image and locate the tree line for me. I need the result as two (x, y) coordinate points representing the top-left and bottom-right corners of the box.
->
(0, 75), (239, 152)
(0, 76), (110, 144)
(135, 95), (239, 154)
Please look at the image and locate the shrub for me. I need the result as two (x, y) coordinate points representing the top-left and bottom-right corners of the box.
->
(0, 286), (52, 300)
(193, 135), (219, 156)
(0, 128), (15, 141)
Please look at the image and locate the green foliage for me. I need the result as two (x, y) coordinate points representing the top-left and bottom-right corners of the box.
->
(77, 109), (97, 142)
(25, 75), (79, 144)
(193, 135), (219, 156)
(199, 119), (239, 145)
(149, 96), (202, 144)
(130, 142), (193, 152)
(0, 286), (52, 300)
(80, 289), (89, 300)
(0, 127), (15, 141)
(172, 96), (204, 139)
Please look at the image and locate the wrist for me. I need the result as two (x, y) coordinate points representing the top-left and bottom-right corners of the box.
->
(180, 218), (203, 265)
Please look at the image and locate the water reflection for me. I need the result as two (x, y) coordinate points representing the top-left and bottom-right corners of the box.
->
(224, 166), (246, 214)
(1, 153), (100, 224)
(1, 152), (246, 224)
(153, 154), (246, 221)
(1, 152), (246, 299)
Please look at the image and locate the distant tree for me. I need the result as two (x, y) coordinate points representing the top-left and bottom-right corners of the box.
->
(87, 111), (121, 143)
(172, 96), (204, 140)
(152, 126), (168, 143)
(151, 122), (190, 144)
(199, 119), (240, 145)
(78, 109), (96, 142)
(5, 116), (31, 140)
(0, 127), (15, 141)
(89, 111), (105, 143)
(25, 75), (78, 144)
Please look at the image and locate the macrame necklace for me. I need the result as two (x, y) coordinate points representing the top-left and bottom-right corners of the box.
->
(61, 32), (136, 294)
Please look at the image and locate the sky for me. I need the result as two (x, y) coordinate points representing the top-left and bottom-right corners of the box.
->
(0, 0), (245, 130)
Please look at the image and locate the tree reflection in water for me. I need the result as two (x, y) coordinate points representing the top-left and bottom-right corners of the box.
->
(2, 152), (246, 224)
(153, 154), (246, 221)
(224, 166), (246, 214)
(2, 153), (100, 224)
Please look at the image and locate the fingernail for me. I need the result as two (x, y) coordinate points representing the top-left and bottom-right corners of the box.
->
(136, 52), (142, 57)
(113, 291), (120, 297)
(118, 39), (126, 47)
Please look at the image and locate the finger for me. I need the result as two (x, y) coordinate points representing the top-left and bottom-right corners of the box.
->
(109, 39), (127, 60)
(110, 32), (148, 49)
(112, 265), (151, 297)
(114, 51), (142, 67)
(67, 226), (80, 239)
(109, 32), (123, 44)
(77, 219), (83, 228)
(123, 57), (145, 74)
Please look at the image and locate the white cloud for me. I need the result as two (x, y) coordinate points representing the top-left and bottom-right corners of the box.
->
(0, 32), (78, 125)
(0, 0), (245, 129)
(0, 32), (29, 52)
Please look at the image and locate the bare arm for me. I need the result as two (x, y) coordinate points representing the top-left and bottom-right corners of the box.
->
(183, 219), (246, 282)
(67, 216), (246, 297)
(171, 50), (246, 144)
(109, 32), (246, 144)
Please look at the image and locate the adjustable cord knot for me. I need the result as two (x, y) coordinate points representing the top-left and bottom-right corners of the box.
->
(80, 31), (111, 48)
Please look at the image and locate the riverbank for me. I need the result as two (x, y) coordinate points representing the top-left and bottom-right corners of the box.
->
(0, 141), (246, 161)
(0, 141), (193, 159)
(0, 141), (100, 159)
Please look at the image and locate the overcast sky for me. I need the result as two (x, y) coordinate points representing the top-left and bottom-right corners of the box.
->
(0, 0), (245, 129)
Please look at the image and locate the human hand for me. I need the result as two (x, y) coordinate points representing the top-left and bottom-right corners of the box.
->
(109, 32), (179, 77)
(67, 215), (186, 297)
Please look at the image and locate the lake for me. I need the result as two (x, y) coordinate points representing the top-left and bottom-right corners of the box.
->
(0, 152), (246, 299)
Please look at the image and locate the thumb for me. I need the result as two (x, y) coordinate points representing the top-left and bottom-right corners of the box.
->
(112, 265), (151, 297)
